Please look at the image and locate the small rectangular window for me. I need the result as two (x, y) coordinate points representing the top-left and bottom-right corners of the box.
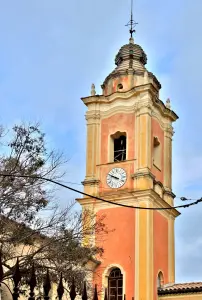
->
(153, 136), (161, 170)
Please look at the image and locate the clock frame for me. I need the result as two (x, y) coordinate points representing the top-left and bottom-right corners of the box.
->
(106, 167), (127, 189)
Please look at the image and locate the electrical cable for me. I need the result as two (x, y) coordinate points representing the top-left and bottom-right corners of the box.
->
(54, 180), (198, 202)
(0, 173), (201, 211)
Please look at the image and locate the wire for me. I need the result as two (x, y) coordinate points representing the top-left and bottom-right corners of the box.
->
(52, 180), (199, 202)
(0, 173), (201, 211)
(57, 180), (83, 186)
(49, 179), (201, 202)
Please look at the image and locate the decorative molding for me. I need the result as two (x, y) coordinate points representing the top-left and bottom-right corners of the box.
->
(163, 188), (176, 199)
(84, 257), (101, 271)
(82, 84), (178, 123)
(153, 180), (176, 201)
(96, 158), (136, 167)
(152, 95), (178, 122)
(85, 113), (101, 121)
(164, 124), (174, 136)
(82, 84), (156, 105)
(131, 169), (155, 180)
(82, 179), (100, 186)
(77, 188), (180, 219)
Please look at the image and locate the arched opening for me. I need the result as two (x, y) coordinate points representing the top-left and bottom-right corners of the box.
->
(110, 132), (126, 162)
(108, 268), (123, 300)
(157, 271), (164, 288)
(114, 135), (126, 162)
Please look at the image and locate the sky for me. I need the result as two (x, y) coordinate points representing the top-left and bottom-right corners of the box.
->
(0, 0), (202, 283)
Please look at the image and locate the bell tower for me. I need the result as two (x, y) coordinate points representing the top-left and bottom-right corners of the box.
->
(77, 35), (180, 300)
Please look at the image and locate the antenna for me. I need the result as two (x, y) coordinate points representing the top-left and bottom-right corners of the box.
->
(125, 0), (138, 38)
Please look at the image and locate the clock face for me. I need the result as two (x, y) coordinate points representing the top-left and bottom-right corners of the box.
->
(106, 167), (127, 189)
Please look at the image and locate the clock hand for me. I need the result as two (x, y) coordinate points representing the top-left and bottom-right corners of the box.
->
(109, 174), (119, 180)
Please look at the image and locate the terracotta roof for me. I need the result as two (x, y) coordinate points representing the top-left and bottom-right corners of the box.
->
(158, 282), (202, 295)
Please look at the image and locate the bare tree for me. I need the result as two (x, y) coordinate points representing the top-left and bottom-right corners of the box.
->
(0, 123), (107, 295)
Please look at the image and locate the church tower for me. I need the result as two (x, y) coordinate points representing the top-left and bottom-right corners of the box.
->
(77, 33), (180, 300)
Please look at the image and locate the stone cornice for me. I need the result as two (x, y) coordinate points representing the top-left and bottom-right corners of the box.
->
(131, 169), (155, 180)
(163, 188), (176, 199)
(81, 84), (178, 122)
(152, 96), (178, 122)
(81, 83), (157, 105)
(154, 180), (176, 198)
(76, 189), (180, 218)
(84, 257), (101, 271)
(85, 113), (100, 121)
(82, 179), (100, 186)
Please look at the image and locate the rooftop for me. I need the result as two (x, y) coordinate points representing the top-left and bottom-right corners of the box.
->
(158, 282), (202, 295)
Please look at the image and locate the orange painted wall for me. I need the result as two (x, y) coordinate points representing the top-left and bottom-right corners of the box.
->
(112, 77), (129, 93)
(100, 113), (135, 164)
(151, 118), (164, 183)
(99, 113), (135, 193)
(94, 207), (135, 299)
(153, 211), (169, 300)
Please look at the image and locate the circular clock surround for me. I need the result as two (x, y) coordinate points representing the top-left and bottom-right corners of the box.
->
(106, 167), (127, 189)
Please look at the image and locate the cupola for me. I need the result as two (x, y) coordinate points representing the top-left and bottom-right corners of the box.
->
(101, 37), (161, 96)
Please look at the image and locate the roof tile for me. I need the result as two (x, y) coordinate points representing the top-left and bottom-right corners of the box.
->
(158, 282), (202, 295)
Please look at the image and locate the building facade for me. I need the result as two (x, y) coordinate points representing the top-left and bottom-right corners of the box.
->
(77, 37), (202, 300)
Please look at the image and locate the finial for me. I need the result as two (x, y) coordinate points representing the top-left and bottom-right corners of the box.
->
(166, 98), (171, 109)
(129, 37), (134, 44)
(91, 83), (96, 96)
(125, 0), (138, 40)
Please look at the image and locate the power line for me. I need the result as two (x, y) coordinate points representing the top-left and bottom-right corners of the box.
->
(0, 173), (201, 211)
(51, 180), (199, 202)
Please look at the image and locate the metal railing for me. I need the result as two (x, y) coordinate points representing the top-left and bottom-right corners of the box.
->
(0, 256), (101, 300)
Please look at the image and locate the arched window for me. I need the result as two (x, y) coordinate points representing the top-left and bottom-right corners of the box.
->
(157, 271), (164, 288)
(108, 268), (123, 300)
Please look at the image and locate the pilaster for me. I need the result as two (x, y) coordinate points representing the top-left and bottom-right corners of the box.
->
(136, 198), (154, 300)
(168, 215), (175, 283)
(84, 109), (100, 195)
(136, 102), (152, 170)
(135, 98), (153, 190)
(164, 124), (173, 190)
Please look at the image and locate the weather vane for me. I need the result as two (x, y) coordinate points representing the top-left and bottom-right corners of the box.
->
(125, 0), (138, 38)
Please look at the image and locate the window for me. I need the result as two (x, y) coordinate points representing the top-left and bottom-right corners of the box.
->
(157, 271), (164, 288)
(153, 136), (161, 170)
(108, 268), (123, 300)
(109, 132), (127, 163)
(113, 134), (126, 162)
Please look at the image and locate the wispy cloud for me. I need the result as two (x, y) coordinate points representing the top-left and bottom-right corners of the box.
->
(0, 0), (202, 283)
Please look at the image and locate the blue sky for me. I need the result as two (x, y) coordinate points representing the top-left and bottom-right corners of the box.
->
(0, 0), (202, 283)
